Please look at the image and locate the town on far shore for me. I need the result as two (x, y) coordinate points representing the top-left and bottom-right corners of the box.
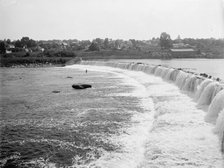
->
(0, 32), (224, 67)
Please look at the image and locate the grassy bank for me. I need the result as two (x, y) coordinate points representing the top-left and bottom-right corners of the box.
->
(78, 49), (205, 60)
(79, 49), (163, 59)
(0, 50), (152, 67)
(79, 49), (150, 59)
(0, 57), (74, 67)
(1, 49), (223, 67)
(0, 50), (76, 67)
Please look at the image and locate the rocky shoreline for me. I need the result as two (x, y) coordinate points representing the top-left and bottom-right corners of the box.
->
(1, 63), (65, 68)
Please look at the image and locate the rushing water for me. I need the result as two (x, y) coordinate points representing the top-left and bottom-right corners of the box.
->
(0, 60), (224, 168)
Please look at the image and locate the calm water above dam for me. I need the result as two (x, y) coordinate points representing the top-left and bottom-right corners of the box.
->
(111, 59), (224, 80)
(0, 59), (224, 168)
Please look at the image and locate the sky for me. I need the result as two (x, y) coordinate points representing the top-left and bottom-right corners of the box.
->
(0, 0), (224, 40)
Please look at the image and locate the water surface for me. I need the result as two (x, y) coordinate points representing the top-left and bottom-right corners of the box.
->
(0, 64), (223, 168)
(111, 59), (224, 80)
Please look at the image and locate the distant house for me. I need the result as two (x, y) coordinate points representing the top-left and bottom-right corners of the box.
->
(62, 42), (68, 49)
(173, 35), (194, 49)
(37, 46), (44, 52)
(5, 44), (15, 53)
(172, 43), (191, 48)
(70, 42), (82, 50)
(23, 46), (32, 52)
(6, 50), (12, 54)
(8, 44), (15, 49)
(170, 48), (198, 58)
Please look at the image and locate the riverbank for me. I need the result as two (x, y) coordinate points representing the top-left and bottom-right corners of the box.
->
(1, 49), (224, 68)
(0, 50), (77, 67)
(0, 57), (72, 67)
(8, 63), (65, 68)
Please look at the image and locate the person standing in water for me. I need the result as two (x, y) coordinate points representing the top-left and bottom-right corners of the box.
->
(85, 69), (88, 73)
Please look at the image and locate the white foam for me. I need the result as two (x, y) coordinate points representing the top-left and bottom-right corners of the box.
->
(65, 62), (224, 168)
(182, 75), (197, 92)
(205, 89), (224, 123)
(214, 109), (224, 143)
(144, 75), (223, 167)
(195, 79), (213, 101)
(66, 64), (157, 167)
(175, 71), (190, 89)
(197, 82), (219, 106)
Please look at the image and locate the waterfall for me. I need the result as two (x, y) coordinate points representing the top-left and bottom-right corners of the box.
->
(213, 109), (224, 152)
(195, 79), (213, 101)
(160, 67), (170, 79)
(212, 84), (223, 101)
(79, 61), (224, 145)
(197, 82), (220, 106)
(175, 71), (190, 89)
(168, 69), (180, 82)
(154, 66), (163, 76)
(163, 68), (175, 81)
(150, 65), (159, 74)
(205, 89), (224, 123)
(182, 75), (198, 92)
(141, 65), (150, 74)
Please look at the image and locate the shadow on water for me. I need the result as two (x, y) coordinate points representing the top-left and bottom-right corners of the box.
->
(0, 67), (135, 167)
(1, 122), (120, 167)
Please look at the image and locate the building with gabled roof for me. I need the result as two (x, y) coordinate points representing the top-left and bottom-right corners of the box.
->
(170, 48), (198, 58)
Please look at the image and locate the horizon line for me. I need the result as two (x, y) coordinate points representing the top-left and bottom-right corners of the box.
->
(1, 36), (224, 41)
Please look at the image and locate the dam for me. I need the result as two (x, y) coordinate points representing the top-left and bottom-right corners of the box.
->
(79, 60), (224, 151)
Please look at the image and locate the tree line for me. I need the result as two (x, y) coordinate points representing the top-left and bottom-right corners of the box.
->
(0, 32), (224, 58)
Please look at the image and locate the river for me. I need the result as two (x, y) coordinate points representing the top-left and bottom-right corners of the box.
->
(0, 59), (224, 168)
(110, 59), (224, 80)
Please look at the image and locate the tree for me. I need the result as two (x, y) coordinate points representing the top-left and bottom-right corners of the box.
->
(93, 38), (104, 48)
(159, 32), (172, 49)
(15, 40), (23, 48)
(6, 39), (11, 44)
(80, 40), (91, 49)
(27, 39), (37, 48)
(21, 37), (30, 47)
(88, 42), (100, 51)
(114, 40), (122, 49)
(19, 37), (37, 48)
(103, 38), (109, 49)
(0, 41), (6, 54)
(130, 39), (137, 49)
(94, 38), (103, 44)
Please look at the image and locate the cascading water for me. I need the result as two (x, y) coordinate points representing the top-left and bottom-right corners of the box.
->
(198, 82), (220, 106)
(195, 79), (213, 101)
(175, 71), (190, 89)
(214, 109), (224, 152)
(163, 68), (175, 81)
(80, 60), (224, 154)
(169, 69), (180, 82)
(205, 89), (224, 123)
(154, 66), (163, 76)
(182, 75), (198, 92)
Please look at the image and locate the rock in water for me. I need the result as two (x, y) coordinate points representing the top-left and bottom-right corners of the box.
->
(72, 84), (92, 89)
(52, 90), (60, 93)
